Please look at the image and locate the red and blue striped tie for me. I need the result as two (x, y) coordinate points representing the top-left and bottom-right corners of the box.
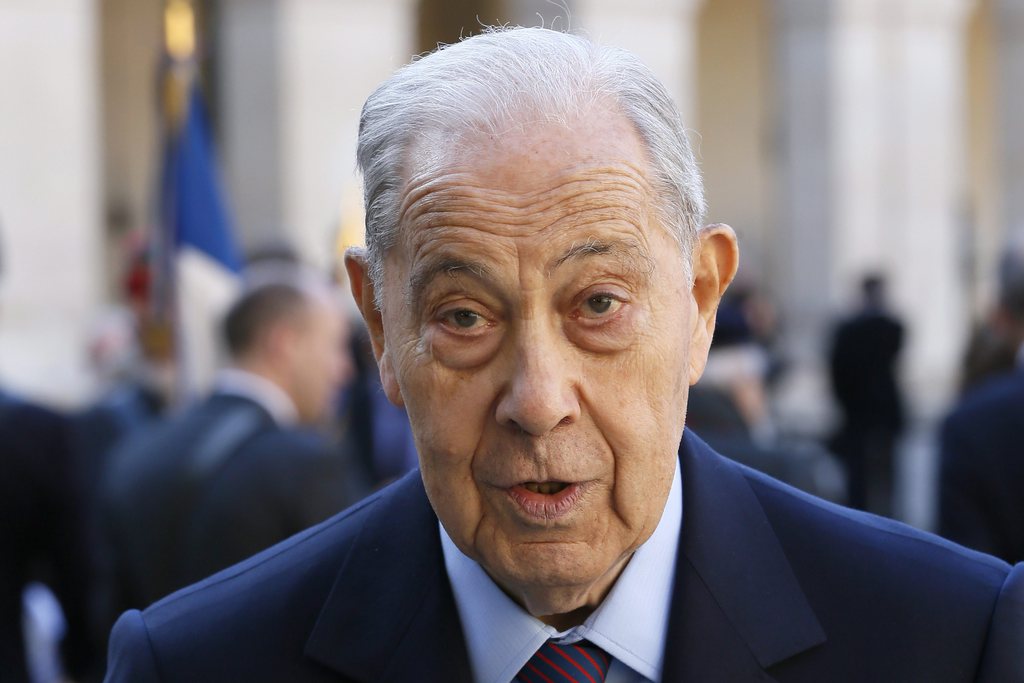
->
(514, 640), (611, 682)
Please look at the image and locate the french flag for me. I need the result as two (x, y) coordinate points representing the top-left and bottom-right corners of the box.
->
(157, 80), (242, 397)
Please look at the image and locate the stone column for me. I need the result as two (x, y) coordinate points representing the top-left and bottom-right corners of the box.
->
(218, 0), (417, 269)
(773, 0), (974, 427)
(0, 0), (103, 405)
(773, 0), (840, 421)
(882, 0), (975, 415)
(995, 0), (1024, 240)
(572, 0), (706, 126)
(101, 0), (163, 261)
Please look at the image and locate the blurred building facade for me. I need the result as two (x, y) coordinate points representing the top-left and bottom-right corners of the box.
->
(0, 0), (1021, 434)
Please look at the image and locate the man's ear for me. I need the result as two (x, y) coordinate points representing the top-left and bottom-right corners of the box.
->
(688, 223), (739, 385)
(344, 248), (405, 407)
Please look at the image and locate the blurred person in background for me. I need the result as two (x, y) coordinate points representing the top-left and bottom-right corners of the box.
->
(338, 313), (419, 489)
(828, 273), (905, 515)
(73, 250), (174, 527)
(689, 295), (773, 442)
(0, 395), (100, 683)
(957, 317), (1020, 397)
(330, 248), (417, 495)
(939, 250), (1024, 564)
(73, 249), (173, 490)
(73, 307), (169, 483)
(0, 228), (99, 681)
(689, 293), (845, 502)
(99, 263), (356, 625)
(71, 248), (175, 664)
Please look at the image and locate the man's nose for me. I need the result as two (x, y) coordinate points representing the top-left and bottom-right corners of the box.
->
(494, 327), (581, 436)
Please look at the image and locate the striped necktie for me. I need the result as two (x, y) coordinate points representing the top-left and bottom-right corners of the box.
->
(514, 640), (611, 682)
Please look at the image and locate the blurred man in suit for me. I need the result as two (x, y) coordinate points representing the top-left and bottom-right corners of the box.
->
(940, 252), (1024, 564)
(0, 392), (99, 682)
(828, 274), (905, 514)
(106, 27), (1022, 682)
(0, 226), (100, 681)
(101, 264), (354, 619)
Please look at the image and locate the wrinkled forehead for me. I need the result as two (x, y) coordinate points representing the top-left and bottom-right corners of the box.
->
(393, 106), (662, 247)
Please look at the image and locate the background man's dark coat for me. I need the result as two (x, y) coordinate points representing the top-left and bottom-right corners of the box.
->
(0, 394), (97, 682)
(940, 368), (1024, 564)
(101, 392), (353, 621)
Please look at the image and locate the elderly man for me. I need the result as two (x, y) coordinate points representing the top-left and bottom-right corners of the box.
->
(105, 27), (1022, 683)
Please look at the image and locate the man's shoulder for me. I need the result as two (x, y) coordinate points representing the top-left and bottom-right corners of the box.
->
(105, 471), (445, 681)
(679, 428), (1004, 585)
(734, 465), (1022, 681)
(942, 371), (1024, 447)
(108, 395), (271, 471)
(214, 426), (342, 500)
(108, 486), (388, 676)
(736, 458), (1010, 603)
(685, 431), (1010, 598)
(758, 461), (996, 545)
(951, 371), (1024, 420)
(681, 439), (1021, 678)
(0, 393), (70, 446)
(242, 424), (334, 458)
(150, 485), (382, 617)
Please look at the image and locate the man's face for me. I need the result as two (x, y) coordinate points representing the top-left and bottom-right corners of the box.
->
(349, 107), (732, 621)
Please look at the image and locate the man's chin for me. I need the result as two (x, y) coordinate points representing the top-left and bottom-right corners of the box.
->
(484, 545), (628, 617)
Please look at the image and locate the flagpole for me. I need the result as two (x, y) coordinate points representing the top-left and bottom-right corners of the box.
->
(149, 0), (243, 405)
(153, 0), (198, 406)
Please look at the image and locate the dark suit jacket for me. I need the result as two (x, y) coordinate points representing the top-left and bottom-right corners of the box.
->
(940, 369), (1024, 564)
(101, 392), (353, 621)
(73, 382), (165, 499)
(105, 431), (1023, 682)
(0, 394), (97, 682)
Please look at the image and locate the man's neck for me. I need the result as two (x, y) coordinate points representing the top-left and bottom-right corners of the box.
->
(214, 366), (299, 426)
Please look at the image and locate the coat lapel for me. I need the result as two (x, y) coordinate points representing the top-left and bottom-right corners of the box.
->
(662, 431), (826, 682)
(303, 471), (472, 682)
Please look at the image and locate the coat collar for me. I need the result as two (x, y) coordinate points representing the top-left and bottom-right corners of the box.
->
(304, 431), (825, 681)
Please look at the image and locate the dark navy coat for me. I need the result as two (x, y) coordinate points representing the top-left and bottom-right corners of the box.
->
(106, 431), (1024, 682)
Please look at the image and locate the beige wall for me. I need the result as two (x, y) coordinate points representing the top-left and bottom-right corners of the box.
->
(101, 0), (164, 292)
(696, 0), (773, 280)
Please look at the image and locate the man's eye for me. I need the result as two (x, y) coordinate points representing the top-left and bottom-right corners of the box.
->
(445, 309), (485, 329)
(581, 295), (621, 318)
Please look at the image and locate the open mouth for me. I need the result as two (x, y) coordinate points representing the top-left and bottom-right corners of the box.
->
(521, 481), (570, 495)
(506, 480), (586, 520)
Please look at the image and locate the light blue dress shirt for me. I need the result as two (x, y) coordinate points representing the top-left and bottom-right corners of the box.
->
(440, 458), (682, 683)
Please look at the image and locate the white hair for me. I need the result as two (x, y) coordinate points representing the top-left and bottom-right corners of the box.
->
(357, 26), (705, 299)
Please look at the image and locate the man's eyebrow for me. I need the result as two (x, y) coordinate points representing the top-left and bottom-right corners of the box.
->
(406, 256), (494, 307)
(548, 238), (654, 275)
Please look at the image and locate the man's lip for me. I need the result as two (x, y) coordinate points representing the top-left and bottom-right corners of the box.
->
(504, 481), (588, 520)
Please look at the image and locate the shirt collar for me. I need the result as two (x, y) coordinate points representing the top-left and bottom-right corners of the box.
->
(441, 457), (682, 683)
(213, 367), (299, 426)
